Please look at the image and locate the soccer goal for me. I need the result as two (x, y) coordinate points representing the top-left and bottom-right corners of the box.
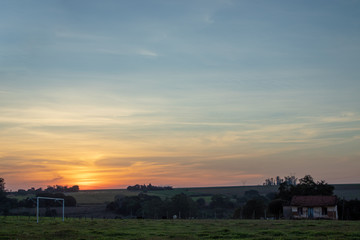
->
(36, 197), (65, 223)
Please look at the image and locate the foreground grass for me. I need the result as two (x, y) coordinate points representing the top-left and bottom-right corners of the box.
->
(1, 216), (360, 240)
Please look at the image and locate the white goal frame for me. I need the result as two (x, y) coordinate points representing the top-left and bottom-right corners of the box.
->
(36, 197), (65, 223)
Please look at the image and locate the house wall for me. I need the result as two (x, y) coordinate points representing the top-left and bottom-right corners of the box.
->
(327, 205), (338, 220)
(291, 206), (338, 220)
(283, 206), (292, 219)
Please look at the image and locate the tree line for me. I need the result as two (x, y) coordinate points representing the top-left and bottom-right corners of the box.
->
(0, 178), (77, 216)
(106, 188), (278, 219)
(263, 175), (297, 186)
(107, 175), (360, 220)
(15, 185), (80, 195)
(1, 176), (360, 219)
(127, 183), (173, 191)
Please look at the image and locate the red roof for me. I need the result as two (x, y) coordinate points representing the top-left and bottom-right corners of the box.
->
(291, 196), (337, 207)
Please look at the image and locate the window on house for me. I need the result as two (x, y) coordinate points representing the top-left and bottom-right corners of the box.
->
(322, 207), (328, 215)
(297, 207), (303, 215)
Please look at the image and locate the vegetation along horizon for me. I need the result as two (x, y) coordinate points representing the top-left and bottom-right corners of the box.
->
(2, 175), (360, 239)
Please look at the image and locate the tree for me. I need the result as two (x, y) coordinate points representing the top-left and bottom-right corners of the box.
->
(263, 175), (297, 186)
(210, 194), (234, 209)
(196, 198), (206, 208)
(0, 178), (18, 215)
(127, 184), (173, 191)
(268, 199), (285, 219)
(0, 178), (5, 201)
(299, 174), (315, 185)
(243, 199), (266, 219)
(36, 192), (77, 207)
(0, 178), (4, 192)
(277, 181), (293, 201)
(107, 193), (167, 218)
(0, 178), (7, 209)
(277, 175), (334, 202)
(209, 194), (235, 218)
(284, 175), (297, 185)
(170, 193), (197, 219)
(337, 199), (360, 220)
(139, 194), (165, 218)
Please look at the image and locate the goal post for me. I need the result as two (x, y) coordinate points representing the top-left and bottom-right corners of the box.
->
(36, 197), (65, 223)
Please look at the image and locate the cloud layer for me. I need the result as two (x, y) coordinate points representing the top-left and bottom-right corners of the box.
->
(1, 1), (360, 190)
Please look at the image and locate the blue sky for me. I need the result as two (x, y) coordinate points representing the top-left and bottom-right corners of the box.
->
(1, 0), (360, 190)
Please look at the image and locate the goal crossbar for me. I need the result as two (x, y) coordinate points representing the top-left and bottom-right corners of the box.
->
(36, 197), (65, 223)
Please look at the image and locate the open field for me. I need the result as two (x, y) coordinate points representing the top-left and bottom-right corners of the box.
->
(63, 184), (360, 205)
(333, 184), (360, 200)
(64, 189), (139, 205)
(1, 216), (360, 240)
(7, 184), (359, 206)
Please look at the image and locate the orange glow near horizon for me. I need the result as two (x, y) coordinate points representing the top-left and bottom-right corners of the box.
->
(2, 0), (360, 193)
(1, 99), (360, 191)
(1, 149), (267, 191)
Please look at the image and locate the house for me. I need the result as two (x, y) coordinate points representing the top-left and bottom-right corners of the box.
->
(290, 196), (338, 220)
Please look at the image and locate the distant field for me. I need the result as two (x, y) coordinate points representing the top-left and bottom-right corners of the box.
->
(64, 186), (280, 204)
(1, 216), (360, 240)
(64, 186), (279, 204)
(65, 184), (360, 204)
(65, 189), (139, 204)
(333, 184), (360, 200)
(177, 185), (279, 197)
(9, 184), (360, 205)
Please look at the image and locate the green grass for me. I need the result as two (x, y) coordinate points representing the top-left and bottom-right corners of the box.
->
(1, 216), (360, 240)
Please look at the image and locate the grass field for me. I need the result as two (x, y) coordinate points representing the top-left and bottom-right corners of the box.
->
(1, 216), (360, 240)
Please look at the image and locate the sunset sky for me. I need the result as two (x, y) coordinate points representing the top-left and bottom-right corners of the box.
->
(1, 1), (360, 190)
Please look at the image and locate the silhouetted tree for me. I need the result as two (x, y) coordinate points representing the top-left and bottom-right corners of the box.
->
(232, 207), (242, 219)
(169, 193), (197, 219)
(209, 194), (235, 218)
(277, 175), (334, 202)
(18, 197), (36, 208)
(0, 178), (18, 215)
(127, 184), (173, 191)
(108, 194), (163, 218)
(139, 194), (165, 218)
(243, 198), (266, 219)
(266, 192), (277, 201)
(44, 185), (80, 193)
(196, 198), (206, 208)
(210, 194), (234, 209)
(0, 178), (4, 192)
(263, 175), (297, 186)
(36, 192), (76, 207)
(268, 199), (285, 219)
(338, 199), (360, 220)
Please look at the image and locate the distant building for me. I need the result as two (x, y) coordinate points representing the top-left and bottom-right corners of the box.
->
(289, 196), (338, 220)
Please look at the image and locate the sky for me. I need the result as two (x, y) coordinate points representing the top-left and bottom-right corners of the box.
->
(1, 0), (360, 190)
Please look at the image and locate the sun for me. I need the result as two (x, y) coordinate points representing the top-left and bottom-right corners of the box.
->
(63, 169), (106, 190)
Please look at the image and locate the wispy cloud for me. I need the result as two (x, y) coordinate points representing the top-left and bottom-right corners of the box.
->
(136, 49), (158, 57)
(55, 31), (110, 41)
(1, 0), (360, 189)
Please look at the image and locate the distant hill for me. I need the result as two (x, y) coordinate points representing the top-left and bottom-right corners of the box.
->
(332, 184), (360, 200)
(64, 183), (359, 205)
